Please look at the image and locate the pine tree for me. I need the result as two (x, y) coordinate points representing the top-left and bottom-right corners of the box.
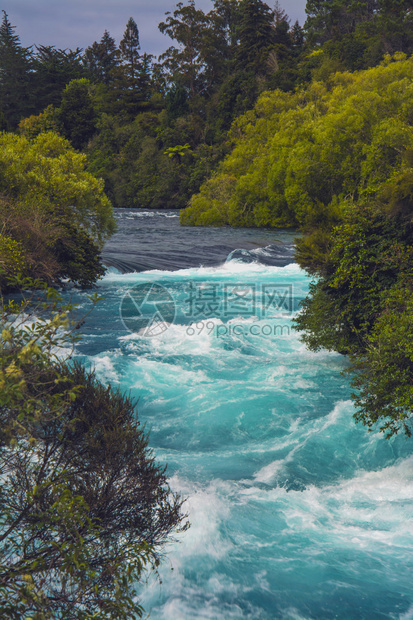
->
(0, 10), (32, 128)
(119, 17), (141, 84)
(273, 1), (290, 25)
(136, 52), (154, 101)
(235, 0), (276, 73)
(114, 17), (153, 114)
(291, 20), (305, 51)
(84, 30), (119, 84)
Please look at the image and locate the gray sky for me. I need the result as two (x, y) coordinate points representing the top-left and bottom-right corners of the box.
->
(2, 0), (307, 58)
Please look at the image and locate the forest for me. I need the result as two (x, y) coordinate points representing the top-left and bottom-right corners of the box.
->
(1, 0), (413, 616)
(2, 0), (411, 215)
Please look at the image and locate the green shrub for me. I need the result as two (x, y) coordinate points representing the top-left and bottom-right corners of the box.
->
(0, 285), (188, 618)
(0, 234), (28, 288)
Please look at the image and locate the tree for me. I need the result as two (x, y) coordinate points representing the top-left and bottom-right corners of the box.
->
(304, 0), (362, 44)
(114, 17), (155, 114)
(235, 0), (276, 74)
(18, 103), (61, 140)
(84, 30), (119, 84)
(212, 0), (241, 52)
(182, 53), (413, 230)
(158, 1), (210, 96)
(0, 131), (115, 287)
(0, 10), (32, 128)
(375, 0), (413, 55)
(0, 286), (188, 618)
(351, 287), (413, 438)
(294, 199), (413, 438)
(119, 17), (141, 84)
(291, 20), (305, 51)
(273, 0), (290, 25)
(201, 0), (241, 89)
(165, 81), (189, 119)
(60, 78), (97, 149)
(136, 51), (154, 102)
(303, 0), (413, 73)
(31, 45), (86, 112)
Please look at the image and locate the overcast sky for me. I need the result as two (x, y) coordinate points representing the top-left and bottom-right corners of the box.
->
(2, 0), (307, 58)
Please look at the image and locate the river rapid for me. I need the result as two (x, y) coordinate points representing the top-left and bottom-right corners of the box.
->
(73, 210), (413, 620)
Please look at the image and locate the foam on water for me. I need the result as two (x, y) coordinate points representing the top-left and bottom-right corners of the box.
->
(75, 256), (413, 620)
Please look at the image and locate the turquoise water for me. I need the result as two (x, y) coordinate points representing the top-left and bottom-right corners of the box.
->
(75, 212), (413, 620)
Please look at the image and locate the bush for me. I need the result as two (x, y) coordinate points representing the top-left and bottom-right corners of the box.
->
(351, 288), (413, 438)
(0, 131), (116, 290)
(0, 285), (188, 618)
(0, 235), (28, 288)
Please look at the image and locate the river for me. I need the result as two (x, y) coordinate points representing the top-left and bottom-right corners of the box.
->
(73, 209), (413, 620)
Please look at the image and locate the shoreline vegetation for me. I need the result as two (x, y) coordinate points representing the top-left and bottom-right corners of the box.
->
(1, 0), (413, 616)
(0, 283), (188, 618)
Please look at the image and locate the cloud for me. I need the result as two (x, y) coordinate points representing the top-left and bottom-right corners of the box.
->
(3, 0), (307, 57)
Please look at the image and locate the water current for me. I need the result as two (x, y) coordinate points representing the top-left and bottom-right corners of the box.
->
(74, 209), (413, 619)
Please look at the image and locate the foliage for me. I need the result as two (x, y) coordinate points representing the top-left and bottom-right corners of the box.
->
(294, 195), (413, 437)
(79, 1), (299, 209)
(31, 46), (86, 115)
(0, 235), (28, 285)
(84, 30), (120, 85)
(119, 17), (141, 82)
(18, 104), (61, 139)
(180, 51), (413, 438)
(4, 0), (413, 440)
(0, 131), (115, 247)
(86, 108), (226, 209)
(60, 79), (97, 149)
(0, 10), (33, 129)
(182, 54), (413, 231)
(303, 0), (413, 76)
(0, 194), (61, 290)
(351, 288), (413, 438)
(235, 0), (276, 74)
(3, 0), (413, 207)
(158, 0), (211, 96)
(0, 132), (115, 288)
(112, 17), (155, 115)
(0, 282), (188, 617)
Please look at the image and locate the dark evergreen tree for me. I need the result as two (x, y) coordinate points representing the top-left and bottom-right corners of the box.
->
(291, 19), (305, 52)
(119, 17), (141, 84)
(84, 30), (119, 84)
(267, 7), (298, 91)
(165, 81), (189, 119)
(304, 0), (413, 71)
(113, 17), (155, 114)
(31, 45), (86, 111)
(136, 52), (154, 101)
(375, 0), (413, 54)
(304, 0), (348, 44)
(0, 10), (32, 128)
(60, 78), (97, 149)
(235, 0), (276, 74)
